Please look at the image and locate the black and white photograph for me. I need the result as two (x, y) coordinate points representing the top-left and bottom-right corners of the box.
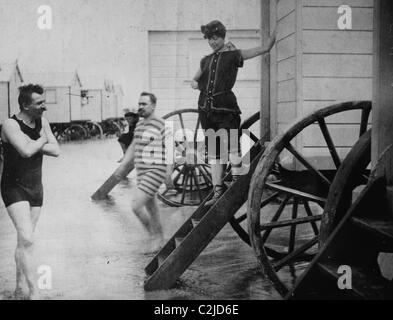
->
(0, 0), (392, 303)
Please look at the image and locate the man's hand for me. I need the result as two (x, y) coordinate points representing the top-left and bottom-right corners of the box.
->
(39, 127), (48, 144)
(191, 80), (199, 90)
(164, 175), (175, 190)
(268, 29), (277, 51)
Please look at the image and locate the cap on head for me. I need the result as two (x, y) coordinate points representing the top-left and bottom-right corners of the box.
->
(201, 20), (226, 39)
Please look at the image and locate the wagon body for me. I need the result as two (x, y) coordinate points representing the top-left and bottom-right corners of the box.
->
(23, 72), (82, 124)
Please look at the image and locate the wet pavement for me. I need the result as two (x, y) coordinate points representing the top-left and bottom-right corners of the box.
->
(0, 138), (295, 300)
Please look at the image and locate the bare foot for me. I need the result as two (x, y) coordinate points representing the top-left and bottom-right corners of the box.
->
(148, 235), (164, 253)
(28, 291), (40, 300)
(14, 288), (28, 300)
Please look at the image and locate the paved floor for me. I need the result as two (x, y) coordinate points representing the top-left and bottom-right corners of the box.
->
(0, 138), (289, 300)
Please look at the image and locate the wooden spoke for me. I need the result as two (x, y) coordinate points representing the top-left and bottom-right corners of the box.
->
(317, 118), (341, 169)
(285, 143), (332, 187)
(258, 215), (322, 231)
(303, 200), (320, 236)
(265, 182), (326, 205)
(261, 194), (291, 243)
(193, 117), (201, 142)
(359, 107), (371, 137)
(260, 192), (280, 209)
(248, 131), (259, 142)
(189, 167), (194, 192)
(235, 214), (247, 224)
(180, 170), (190, 204)
(288, 199), (299, 253)
(273, 237), (318, 271)
(191, 168), (203, 202)
(197, 165), (212, 186)
(173, 165), (186, 186)
(178, 113), (188, 142)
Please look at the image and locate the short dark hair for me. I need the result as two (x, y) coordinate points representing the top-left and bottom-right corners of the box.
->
(201, 20), (226, 39)
(140, 91), (157, 105)
(124, 111), (139, 119)
(18, 84), (44, 109)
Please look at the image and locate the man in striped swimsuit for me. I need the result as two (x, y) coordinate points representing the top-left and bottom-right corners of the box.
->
(121, 92), (172, 252)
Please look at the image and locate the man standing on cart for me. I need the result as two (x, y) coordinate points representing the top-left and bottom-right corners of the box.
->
(191, 20), (276, 206)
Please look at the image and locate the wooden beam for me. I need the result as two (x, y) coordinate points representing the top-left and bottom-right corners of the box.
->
(372, 0), (393, 184)
(260, 0), (270, 142)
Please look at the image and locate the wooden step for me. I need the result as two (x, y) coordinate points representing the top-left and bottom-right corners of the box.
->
(158, 253), (167, 266)
(175, 237), (184, 247)
(351, 217), (393, 249)
(316, 261), (389, 300)
(387, 186), (393, 218)
(191, 219), (200, 228)
(143, 148), (263, 291)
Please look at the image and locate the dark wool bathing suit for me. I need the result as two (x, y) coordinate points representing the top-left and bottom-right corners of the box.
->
(1, 115), (43, 207)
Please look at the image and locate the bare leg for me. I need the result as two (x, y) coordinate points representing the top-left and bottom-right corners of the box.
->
(145, 195), (164, 251)
(131, 189), (154, 235)
(204, 162), (226, 206)
(119, 142), (127, 155)
(7, 202), (38, 300)
(229, 150), (243, 177)
(145, 195), (163, 239)
(210, 162), (226, 186)
(30, 207), (42, 233)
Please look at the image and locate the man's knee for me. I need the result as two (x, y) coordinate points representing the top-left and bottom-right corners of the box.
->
(132, 196), (146, 213)
(145, 196), (157, 211)
(131, 198), (142, 213)
(18, 233), (34, 248)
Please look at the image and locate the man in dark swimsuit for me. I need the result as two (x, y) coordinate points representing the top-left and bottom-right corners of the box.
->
(0, 84), (60, 300)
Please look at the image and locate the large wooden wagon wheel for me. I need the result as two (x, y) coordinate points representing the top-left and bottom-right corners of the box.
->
(57, 124), (88, 142)
(102, 119), (122, 138)
(84, 121), (104, 139)
(247, 101), (371, 297)
(157, 109), (262, 208)
(157, 109), (210, 207)
(318, 129), (371, 246)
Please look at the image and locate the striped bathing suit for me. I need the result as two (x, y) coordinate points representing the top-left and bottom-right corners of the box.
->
(134, 116), (171, 197)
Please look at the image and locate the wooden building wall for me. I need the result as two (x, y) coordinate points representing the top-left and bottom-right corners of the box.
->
(81, 89), (103, 122)
(272, 0), (374, 169)
(44, 87), (72, 123)
(0, 83), (9, 123)
(70, 83), (82, 121)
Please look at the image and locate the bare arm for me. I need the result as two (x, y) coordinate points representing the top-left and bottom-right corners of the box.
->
(190, 68), (202, 90)
(165, 163), (175, 189)
(41, 118), (60, 157)
(1, 119), (47, 158)
(241, 30), (276, 60)
(114, 139), (136, 178)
